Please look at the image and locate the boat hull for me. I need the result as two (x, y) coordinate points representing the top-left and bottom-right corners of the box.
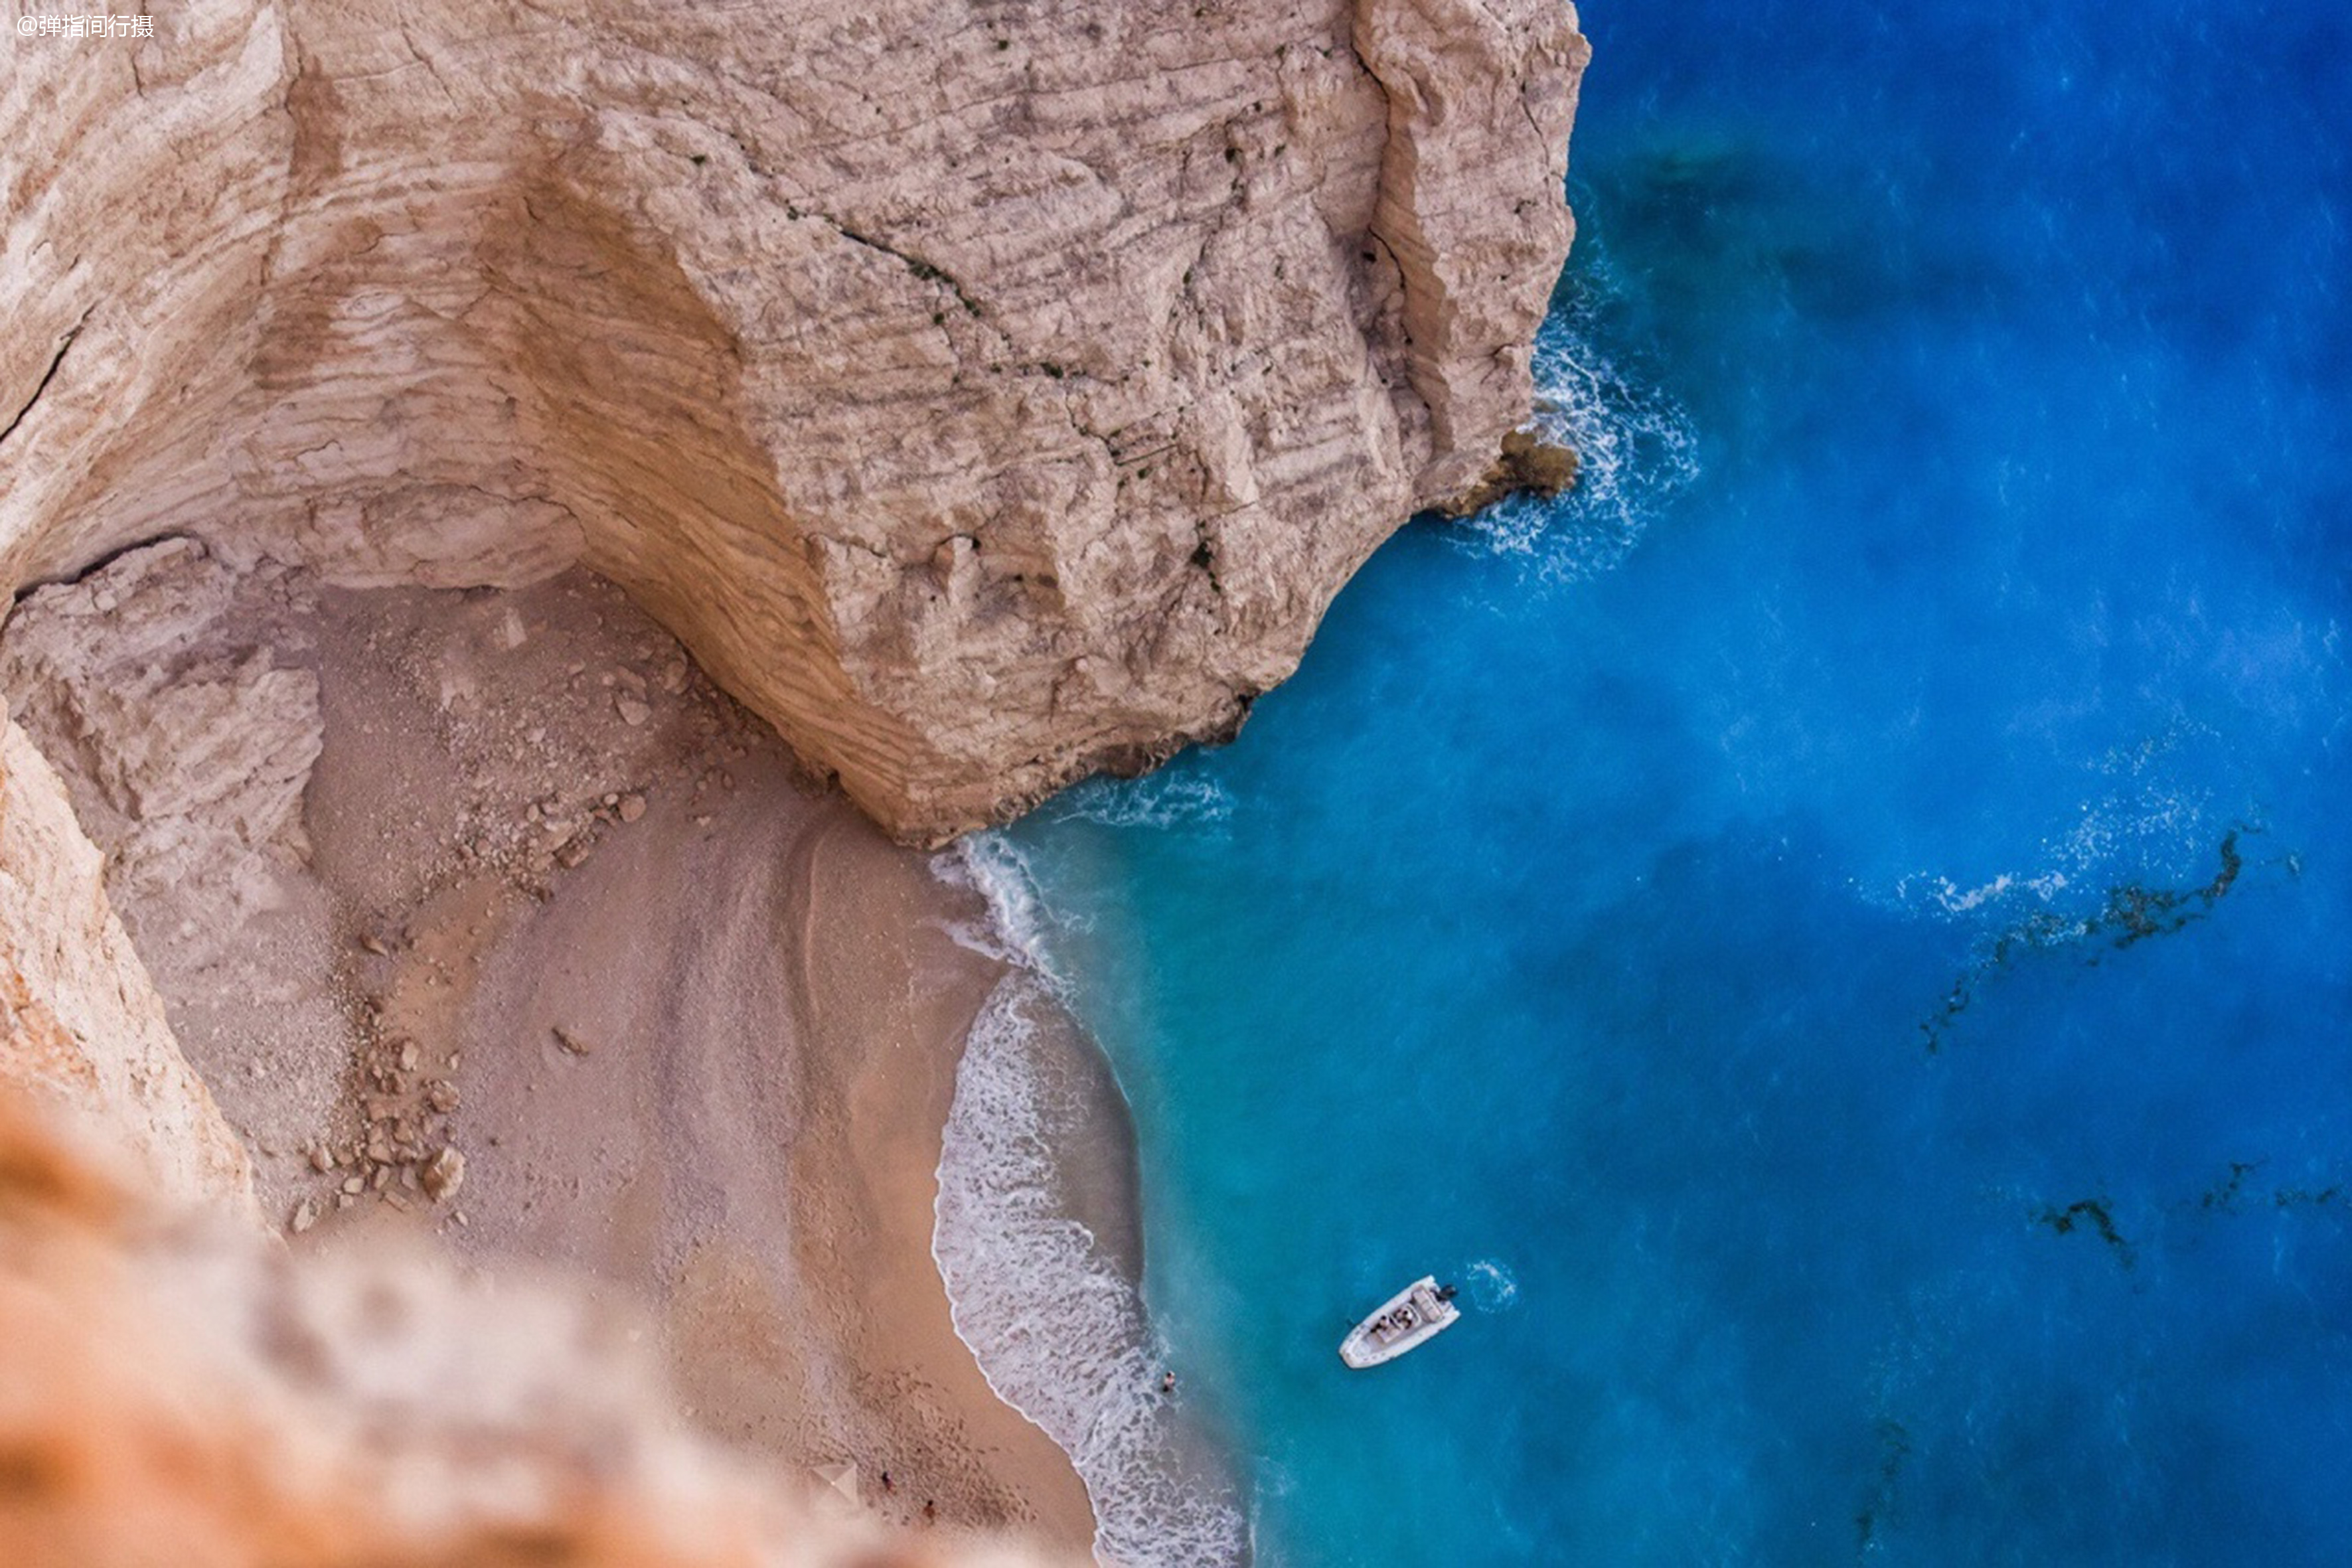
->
(1340, 1275), (1460, 1368)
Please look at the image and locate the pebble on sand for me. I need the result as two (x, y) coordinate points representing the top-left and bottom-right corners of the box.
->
(421, 1146), (466, 1203)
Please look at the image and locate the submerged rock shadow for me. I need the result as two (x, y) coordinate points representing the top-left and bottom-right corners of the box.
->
(1919, 827), (2261, 1054)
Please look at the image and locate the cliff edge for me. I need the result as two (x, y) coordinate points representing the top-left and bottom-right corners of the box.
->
(0, 711), (256, 1215)
(1, 0), (1588, 841)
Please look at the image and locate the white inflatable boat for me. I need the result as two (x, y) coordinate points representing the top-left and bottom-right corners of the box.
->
(1339, 1275), (1461, 1369)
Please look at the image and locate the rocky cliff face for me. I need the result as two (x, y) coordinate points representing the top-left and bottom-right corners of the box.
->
(1, 0), (1586, 840)
(0, 711), (256, 1215)
(0, 1083), (1068, 1568)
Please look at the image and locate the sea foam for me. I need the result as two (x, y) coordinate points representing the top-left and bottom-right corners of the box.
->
(1445, 285), (1700, 583)
(931, 832), (1077, 982)
(932, 837), (1251, 1567)
(1882, 721), (2236, 930)
(1466, 1258), (1522, 1313)
(1045, 768), (1237, 832)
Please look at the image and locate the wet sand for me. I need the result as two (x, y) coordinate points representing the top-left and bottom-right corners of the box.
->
(440, 759), (1095, 1545)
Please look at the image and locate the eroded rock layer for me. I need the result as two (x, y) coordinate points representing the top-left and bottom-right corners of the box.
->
(1, 0), (1587, 840)
(0, 710), (255, 1215)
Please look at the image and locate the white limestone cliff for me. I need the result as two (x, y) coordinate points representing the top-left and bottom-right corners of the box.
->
(1, 0), (1588, 842)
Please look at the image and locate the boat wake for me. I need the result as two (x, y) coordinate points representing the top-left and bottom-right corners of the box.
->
(1465, 1258), (1522, 1314)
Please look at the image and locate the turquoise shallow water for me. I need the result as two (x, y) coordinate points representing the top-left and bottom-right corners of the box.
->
(945, 2), (2352, 1561)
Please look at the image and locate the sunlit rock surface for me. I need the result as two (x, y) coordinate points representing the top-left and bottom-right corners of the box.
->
(1, 0), (1587, 840)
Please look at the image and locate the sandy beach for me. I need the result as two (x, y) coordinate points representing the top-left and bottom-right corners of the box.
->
(0, 551), (1097, 1553)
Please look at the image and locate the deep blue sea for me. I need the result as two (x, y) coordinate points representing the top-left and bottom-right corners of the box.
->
(937, 2), (2352, 1561)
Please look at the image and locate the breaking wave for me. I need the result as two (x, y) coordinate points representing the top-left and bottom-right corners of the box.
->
(931, 831), (1075, 984)
(1445, 289), (1701, 583)
(932, 840), (1250, 1567)
(1883, 723), (2233, 929)
(1046, 769), (1238, 832)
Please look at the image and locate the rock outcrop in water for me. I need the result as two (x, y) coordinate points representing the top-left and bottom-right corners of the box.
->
(1, 0), (1588, 841)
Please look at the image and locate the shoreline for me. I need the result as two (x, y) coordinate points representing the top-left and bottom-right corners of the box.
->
(775, 807), (1102, 1545)
(422, 770), (1101, 1550)
(931, 839), (1253, 1566)
(0, 556), (1097, 1553)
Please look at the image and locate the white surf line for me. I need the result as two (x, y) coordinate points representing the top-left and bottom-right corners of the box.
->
(930, 836), (1250, 1567)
